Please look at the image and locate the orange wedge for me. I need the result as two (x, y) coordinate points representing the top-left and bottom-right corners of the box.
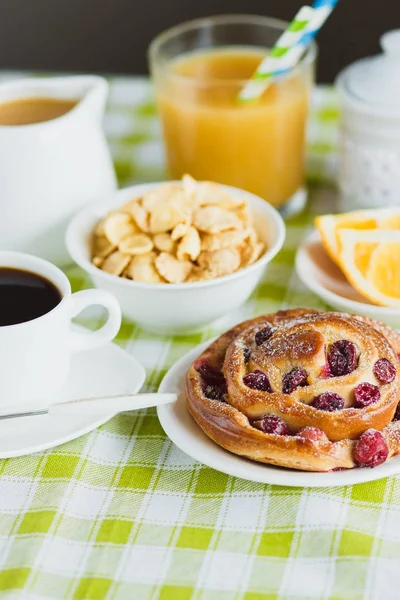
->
(337, 229), (400, 307)
(315, 208), (400, 266)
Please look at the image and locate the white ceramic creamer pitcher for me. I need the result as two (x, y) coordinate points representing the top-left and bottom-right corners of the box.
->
(0, 76), (117, 264)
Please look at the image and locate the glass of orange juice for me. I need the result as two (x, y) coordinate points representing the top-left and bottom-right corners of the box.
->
(149, 15), (316, 213)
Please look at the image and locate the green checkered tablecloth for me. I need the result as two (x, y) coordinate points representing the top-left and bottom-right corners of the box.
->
(0, 75), (398, 600)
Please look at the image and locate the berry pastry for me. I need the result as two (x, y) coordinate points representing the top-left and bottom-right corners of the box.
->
(186, 309), (400, 471)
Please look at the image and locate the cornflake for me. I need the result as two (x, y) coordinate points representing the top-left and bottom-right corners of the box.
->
(201, 228), (250, 252)
(155, 252), (192, 284)
(198, 248), (241, 277)
(150, 205), (184, 234)
(171, 221), (191, 241)
(92, 234), (116, 258)
(193, 206), (242, 233)
(177, 226), (201, 262)
(142, 184), (182, 212)
(93, 256), (104, 268)
(125, 252), (164, 283)
(102, 251), (131, 276)
(240, 230), (265, 267)
(128, 200), (149, 232)
(103, 213), (137, 245)
(186, 265), (213, 282)
(91, 175), (265, 284)
(183, 174), (242, 209)
(153, 232), (175, 253)
(118, 233), (154, 255)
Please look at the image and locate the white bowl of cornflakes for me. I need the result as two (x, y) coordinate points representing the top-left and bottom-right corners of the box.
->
(66, 177), (285, 334)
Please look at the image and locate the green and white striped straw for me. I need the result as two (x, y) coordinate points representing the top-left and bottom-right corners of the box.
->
(239, 0), (338, 102)
(238, 5), (315, 102)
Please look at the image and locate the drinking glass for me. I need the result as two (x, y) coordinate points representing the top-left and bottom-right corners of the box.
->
(149, 15), (316, 213)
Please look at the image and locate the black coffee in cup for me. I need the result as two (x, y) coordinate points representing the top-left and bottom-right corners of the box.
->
(0, 267), (62, 326)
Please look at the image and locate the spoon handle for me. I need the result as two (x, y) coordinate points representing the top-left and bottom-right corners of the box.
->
(49, 392), (177, 417)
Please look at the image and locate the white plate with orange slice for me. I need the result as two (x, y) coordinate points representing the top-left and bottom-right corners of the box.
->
(296, 208), (400, 328)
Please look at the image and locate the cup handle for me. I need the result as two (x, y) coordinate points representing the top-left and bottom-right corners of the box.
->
(69, 289), (121, 353)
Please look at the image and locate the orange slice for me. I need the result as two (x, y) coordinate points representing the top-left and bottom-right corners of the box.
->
(337, 229), (400, 307)
(315, 208), (400, 266)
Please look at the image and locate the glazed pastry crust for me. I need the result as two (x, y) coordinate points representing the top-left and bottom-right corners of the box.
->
(186, 309), (400, 471)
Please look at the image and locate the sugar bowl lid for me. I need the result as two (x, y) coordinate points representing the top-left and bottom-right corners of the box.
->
(337, 30), (400, 115)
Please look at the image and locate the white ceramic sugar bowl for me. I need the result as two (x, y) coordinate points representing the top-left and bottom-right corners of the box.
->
(336, 30), (400, 211)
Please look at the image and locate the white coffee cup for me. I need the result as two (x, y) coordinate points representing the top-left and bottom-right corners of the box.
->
(0, 251), (122, 411)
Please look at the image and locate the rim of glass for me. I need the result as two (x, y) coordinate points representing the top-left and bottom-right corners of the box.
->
(149, 14), (317, 85)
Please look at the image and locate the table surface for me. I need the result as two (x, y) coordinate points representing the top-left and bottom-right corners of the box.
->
(0, 75), (398, 600)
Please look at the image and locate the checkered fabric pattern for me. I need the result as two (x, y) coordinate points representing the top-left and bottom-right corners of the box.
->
(0, 75), (398, 600)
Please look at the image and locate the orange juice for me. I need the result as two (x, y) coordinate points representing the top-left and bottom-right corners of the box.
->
(155, 48), (310, 208)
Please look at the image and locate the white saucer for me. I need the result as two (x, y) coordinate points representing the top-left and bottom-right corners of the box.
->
(296, 229), (400, 328)
(158, 341), (400, 488)
(0, 326), (146, 458)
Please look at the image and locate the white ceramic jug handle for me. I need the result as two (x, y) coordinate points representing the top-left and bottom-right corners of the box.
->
(69, 289), (121, 353)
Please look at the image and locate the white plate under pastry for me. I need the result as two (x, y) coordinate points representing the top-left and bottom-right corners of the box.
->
(295, 229), (400, 328)
(157, 341), (400, 488)
(0, 325), (146, 458)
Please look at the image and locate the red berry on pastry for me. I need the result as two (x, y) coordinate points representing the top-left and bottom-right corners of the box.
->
(328, 340), (358, 376)
(297, 426), (328, 442)
(243, 370), (272, 392)
(201, 383), (227, 401)
(373, 358), (396, 383)
(311, 392), (345, 412)
(354, 429), (389, 467)
(260, 415), (289, 435)
(354, 382), (380, 408)
(196, 362), (227, 400)
(196, 362), (226, 386)
(255, 326), (273, 346)
(282, 367), (308, 393)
